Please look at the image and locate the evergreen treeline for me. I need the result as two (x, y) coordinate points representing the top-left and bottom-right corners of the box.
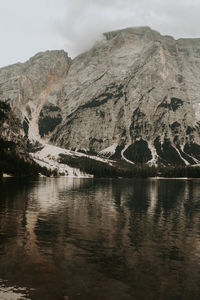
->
(158, 165), (200, 178)
(0, 100), (51, 178)
(0, 138), (52, 178)
(1, 100), (200, 179)
(59, 154), (200, 178)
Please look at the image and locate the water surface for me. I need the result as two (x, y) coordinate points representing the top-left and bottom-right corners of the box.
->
(0, 177), (200, 299)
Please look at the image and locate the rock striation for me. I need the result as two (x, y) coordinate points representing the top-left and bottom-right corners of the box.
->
(1, 27), (200, 165)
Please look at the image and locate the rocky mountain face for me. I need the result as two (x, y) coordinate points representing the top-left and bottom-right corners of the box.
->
(0, 100), (24, 149)
(1, 27), (200, 166)
(0, 50), (71, 142)
(0, 101), (50, 176)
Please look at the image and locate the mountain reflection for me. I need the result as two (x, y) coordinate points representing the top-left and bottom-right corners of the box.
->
(0, 178), (200, 299)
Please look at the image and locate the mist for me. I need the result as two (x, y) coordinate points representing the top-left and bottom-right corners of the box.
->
(54, 0), (200, 57)
(0, 0), (200, 66)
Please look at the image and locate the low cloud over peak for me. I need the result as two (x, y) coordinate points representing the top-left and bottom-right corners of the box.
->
(53, 0), (200, 58)
(0, 0), (200, 66)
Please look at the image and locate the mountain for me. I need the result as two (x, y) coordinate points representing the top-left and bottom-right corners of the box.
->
(0, 100), (51, 177)
(1, 26), (200, 167)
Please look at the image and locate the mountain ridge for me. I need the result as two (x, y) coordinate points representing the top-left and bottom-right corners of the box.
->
(1, 26), (200, 167)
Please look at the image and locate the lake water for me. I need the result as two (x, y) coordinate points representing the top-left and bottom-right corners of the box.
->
(0, 177), (200, 300)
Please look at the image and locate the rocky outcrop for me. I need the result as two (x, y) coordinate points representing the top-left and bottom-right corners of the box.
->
(50, 27), (200, 165)
(0, 101), (24, 149)
(1, 27), (200, 165)
(0, 50), (71, 141)
(0, 101), (48, 176)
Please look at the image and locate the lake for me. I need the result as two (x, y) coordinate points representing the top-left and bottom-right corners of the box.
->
(0, 177), (200, 300)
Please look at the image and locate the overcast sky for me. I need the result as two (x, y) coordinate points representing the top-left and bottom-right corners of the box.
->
(0, 0), (200, 67)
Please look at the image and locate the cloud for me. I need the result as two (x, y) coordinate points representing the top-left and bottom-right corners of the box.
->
(1, 0), (200, 67)
(53, 0), (200, 58)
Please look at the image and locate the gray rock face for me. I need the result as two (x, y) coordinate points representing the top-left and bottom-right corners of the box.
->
(0, 101), (24, 147)
(1, 27), (200, 165)
(0, 50), (71, 141)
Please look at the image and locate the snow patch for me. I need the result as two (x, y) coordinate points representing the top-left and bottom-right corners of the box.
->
(121, 143), (135, 165)
(175, 146), (189, 165)
(193, 103), (200, 120)
(180, 145), (200, 164)
(99, 143), (117, 156)
(147, 143), (158, 166)
(2, 173), (13, 178)
(31, 144), (93, 178)
(0, 280), (30, 300)
(31, 144), (115, 177)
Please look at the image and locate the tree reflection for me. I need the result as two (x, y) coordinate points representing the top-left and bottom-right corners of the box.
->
(0, 178), (200, 299)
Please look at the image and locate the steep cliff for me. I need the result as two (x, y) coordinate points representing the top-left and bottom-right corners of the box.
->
(0, 101), (49, 176)
(0, 50), (71, 142)
(1, 27), (200, 166)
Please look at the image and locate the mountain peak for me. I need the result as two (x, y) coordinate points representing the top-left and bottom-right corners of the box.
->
(103, 26), (161, 40)
(1, 27), (200, 166)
